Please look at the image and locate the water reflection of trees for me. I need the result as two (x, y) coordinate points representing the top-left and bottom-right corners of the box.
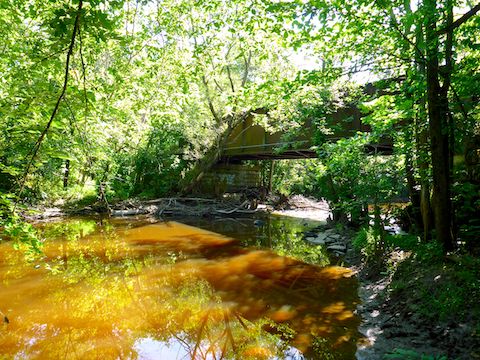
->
(0, 218), (360, 359)
(181, 216), (331, 266)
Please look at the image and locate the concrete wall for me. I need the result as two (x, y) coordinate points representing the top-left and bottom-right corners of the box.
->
(197, 164), (261, 195)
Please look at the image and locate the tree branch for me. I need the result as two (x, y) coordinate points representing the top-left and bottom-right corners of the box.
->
(225, 44), (236, 93)
(436, 3), (480, 36)
(79, 27), (89, 121)
(213, 78), (224, 92)
(384, 5), (426, 62)
(201, 75), (221, 124)
(16, 0), (83, 203)
(226, 65), (235, 93)
(241, 50), (252, 88)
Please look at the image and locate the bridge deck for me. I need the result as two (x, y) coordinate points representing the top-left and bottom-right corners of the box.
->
(220, 107), (393, 162)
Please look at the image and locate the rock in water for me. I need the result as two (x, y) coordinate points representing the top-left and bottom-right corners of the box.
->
(327, 244), (347, 251)
(313, 233), (328, 244)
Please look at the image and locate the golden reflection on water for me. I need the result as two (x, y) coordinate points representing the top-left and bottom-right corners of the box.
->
(0, 219), (360, 359)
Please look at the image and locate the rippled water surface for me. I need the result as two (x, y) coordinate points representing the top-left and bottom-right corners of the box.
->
(0, 216), (360, 359)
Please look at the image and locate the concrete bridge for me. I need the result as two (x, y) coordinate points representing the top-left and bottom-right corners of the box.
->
(219, 106), (393, 162)
(198, 105), (394, 193)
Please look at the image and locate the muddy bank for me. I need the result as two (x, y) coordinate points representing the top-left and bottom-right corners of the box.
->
(353, 260), (479, 359)
(23, 197), (268, 221)
(297, 211), (478, 359)
(24, 194), (330, 222)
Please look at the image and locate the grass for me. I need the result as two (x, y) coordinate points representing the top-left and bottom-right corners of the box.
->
(354, 225), (480, 358)
(355, 225), (480, 322)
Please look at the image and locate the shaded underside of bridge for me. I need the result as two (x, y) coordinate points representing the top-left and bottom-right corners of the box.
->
(219, 107), (393, 162)
(198, 107), (395, 193)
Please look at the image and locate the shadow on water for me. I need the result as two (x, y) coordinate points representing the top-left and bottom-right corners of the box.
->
(0, 216), (361, 359)
(178, 215), (332, 267)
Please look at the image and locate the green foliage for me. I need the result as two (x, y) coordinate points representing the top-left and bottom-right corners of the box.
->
(1, 0), (296, 203)
(0, 193), (42, 255)
(352, 227), (383, 260)
(384, 233), (420, 252)
(316, 136), (404, 224)
(452, 178), (480, 251)
(261, 159), (323, 196)
(385, 348), (447, 360)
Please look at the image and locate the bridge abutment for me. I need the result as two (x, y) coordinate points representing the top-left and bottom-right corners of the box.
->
(197, 163), (262, 195)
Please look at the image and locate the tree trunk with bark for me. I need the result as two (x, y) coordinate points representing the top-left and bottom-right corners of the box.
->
(424, 0), (454, 251)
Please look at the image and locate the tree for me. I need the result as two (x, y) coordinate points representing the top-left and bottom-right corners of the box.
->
(265, 0), (479, 250)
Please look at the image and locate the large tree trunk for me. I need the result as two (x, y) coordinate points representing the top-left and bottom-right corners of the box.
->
(424, 0), (454, 251)
(404, 119), (423, 231)
(180, 127), (233, 195)
(415, 19), (433, 241)
(325, 173), (348, 224)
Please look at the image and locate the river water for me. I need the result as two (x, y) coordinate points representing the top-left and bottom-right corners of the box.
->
(0, 215), (361, 359)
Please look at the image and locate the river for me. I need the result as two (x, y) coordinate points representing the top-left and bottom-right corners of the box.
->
(0, 215), (361, 359)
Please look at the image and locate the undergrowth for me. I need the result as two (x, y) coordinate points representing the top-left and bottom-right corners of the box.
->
(354, 226), (480, 322)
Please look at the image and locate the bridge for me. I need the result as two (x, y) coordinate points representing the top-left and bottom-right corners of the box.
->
(197, 105), (394, 193)
(219, 106), (393, 162)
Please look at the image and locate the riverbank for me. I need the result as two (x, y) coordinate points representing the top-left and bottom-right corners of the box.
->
(285, 198), (480, 359)
(22, 197), (266, 221)
(353, 242), (479, 359)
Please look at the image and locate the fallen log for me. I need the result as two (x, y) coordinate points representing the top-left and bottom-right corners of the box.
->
(143, 197), (217, 204)
(111, 209), (149, 216)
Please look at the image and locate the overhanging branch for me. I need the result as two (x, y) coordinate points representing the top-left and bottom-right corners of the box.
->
(436, 3), (480, 36)
(16, 0), (83, 203)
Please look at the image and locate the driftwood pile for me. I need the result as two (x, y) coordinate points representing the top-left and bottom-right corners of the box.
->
(110, 197), (261, 217)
